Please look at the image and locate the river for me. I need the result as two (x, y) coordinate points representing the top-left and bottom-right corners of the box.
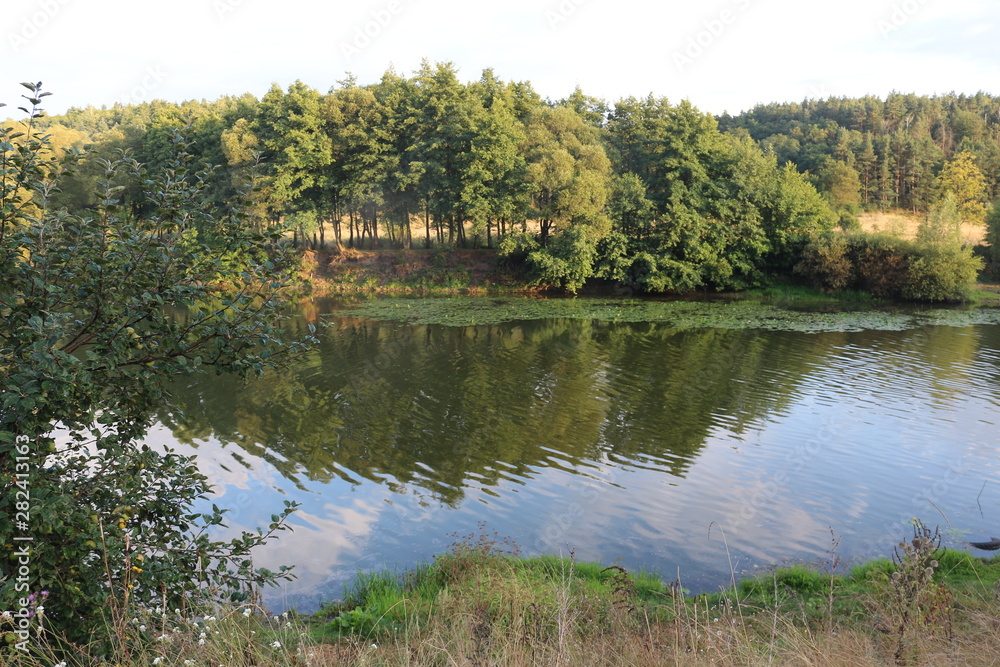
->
(144, 296), (1000, 612)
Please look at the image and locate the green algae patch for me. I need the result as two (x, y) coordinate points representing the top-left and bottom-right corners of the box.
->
(336, 295), (1000, 332)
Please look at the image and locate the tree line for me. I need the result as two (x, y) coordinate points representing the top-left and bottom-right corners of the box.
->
(21, 63), (1000, 296)
(719, 92), (1000, 220)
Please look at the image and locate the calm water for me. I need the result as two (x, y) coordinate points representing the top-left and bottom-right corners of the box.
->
(146, 298), (1000, 612)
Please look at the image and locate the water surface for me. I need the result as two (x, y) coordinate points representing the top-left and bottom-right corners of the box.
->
(148, 297), (1000, 611)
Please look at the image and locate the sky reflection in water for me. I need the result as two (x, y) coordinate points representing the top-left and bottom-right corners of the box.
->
(149, 300), (1000, 611)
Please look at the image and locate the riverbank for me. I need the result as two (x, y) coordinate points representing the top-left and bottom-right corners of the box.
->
(11, 527), (999, 666)
(299, 527), (1000, 666)
(297, 246), (1000, 309)
(299, 247), (537, 295)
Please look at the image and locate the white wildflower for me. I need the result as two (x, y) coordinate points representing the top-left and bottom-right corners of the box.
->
(152, 659), (163, 665)
(35, 606), (44, 616)
(242, 607), (252, 617)
(271, 640), (282, 648)
(139, 624), (146, 631)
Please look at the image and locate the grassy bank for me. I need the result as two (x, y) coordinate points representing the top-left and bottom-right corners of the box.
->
(9, 525), (999, 666)
(301, 525), (1000, 666)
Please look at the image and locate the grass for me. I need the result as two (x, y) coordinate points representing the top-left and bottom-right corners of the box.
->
(6, 525), (1000, 666)
(295, 528), (1000, 666)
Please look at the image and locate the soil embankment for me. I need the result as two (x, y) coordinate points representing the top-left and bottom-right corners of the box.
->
(300, 247), (531, 294)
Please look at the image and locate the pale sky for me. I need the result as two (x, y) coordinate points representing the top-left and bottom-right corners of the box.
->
(3, 0), (997, 118)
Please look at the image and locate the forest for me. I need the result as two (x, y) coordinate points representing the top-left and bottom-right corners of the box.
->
(18, 62), (1000, 299)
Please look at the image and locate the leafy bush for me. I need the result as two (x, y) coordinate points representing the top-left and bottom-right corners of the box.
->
(987, 200), (1000, 274)
(525, 225), (598, 292)
(795, 233), (853, 291)
(901, 244), (982, 302)
(795, 230), (981, 302)
(496, 230), (539, 263)
(1, 84), (308, 651)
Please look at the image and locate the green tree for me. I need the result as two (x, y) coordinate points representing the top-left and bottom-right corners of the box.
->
(323, 81), (392, 248)
(463, 71), (529, 247)
(986, 200), (1000, 272)
(936, 150), (988, 223)
(1, 85), (307, 649)
(815, 159), (862, 213)
(521, 105), (611, 246)
(409, 61), (483, 246)
(255, 81), (331, 237)
(918, 192), (962, 247)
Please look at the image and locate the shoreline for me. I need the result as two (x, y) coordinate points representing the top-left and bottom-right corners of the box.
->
(296, 246), (1000, 307)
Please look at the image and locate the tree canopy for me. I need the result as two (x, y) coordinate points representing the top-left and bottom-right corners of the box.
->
(17, 69), (997, 298)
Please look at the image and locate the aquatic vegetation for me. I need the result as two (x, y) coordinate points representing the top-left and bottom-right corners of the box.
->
(338, 295), (1000, 332)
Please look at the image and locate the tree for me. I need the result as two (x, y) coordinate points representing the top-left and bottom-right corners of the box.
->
(521, 105), (611, 246)
(323, 82), (392, 248)
(1, 85), (307, 649)
(815, 159), (861, 213)
(408, 61), (482, 246)
(254, 81), (332, 236)
(986, 200), (1000, 272)
(918, 192), (962, 247)
(936, 150), (988, 224)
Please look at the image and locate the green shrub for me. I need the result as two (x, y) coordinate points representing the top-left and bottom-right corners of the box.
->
(795, 231), (981, 302)
(1, 85), (306, 653)
(987, 200), (1000, 274)
(794, 232), (853, 291)
(902, 244), (982, 302)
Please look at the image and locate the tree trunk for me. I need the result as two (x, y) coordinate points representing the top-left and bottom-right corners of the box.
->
(405, 203), (413, 250)
(424, 205), (431, 249)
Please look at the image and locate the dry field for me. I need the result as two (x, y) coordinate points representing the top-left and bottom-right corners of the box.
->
(857, 211), (987, 246)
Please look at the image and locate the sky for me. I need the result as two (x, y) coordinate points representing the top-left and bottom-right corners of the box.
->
(2, 0), (997, 118)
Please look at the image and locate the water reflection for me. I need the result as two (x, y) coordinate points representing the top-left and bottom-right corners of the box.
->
(151, 300), (1000, 610)
(160, 317), (814, 500)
